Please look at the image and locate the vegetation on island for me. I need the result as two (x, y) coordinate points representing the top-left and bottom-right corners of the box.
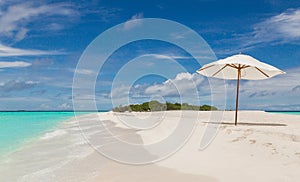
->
(112, 100), (217, 112)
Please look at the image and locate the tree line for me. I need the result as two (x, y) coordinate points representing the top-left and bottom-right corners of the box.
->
(112, 100), (217, 112)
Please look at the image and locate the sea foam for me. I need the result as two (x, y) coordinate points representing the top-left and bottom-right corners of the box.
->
(40, 129), (67, 140)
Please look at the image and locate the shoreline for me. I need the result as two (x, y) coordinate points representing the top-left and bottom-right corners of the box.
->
(0, 111), (98, 160)
(0, 110), (299, 113)
(0, 111), (299, 181)
(0, 112), (78, 161)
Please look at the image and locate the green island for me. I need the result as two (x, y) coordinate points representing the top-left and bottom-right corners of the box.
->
(112, 100), (217, 112)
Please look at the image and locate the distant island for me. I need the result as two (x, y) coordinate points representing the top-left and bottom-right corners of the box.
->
(112, 100), (217, 112)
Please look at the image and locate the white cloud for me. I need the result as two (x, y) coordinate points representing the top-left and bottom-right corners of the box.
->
(100, 72), (227, 108)
(253, 8), (300, 42)
(94, 65), (300, 110)
(169, 30), (195, 40)
(0, 61), (31, 68)
(0, 2), (78, 41)
(170, 32), (185, 40)
(152, 54), (192, 60)
(15, 27), (28, 41)
(0, 96), (49, 102)
(0, 2), (73, 57)
(71, 68), (96, 75)
(111, 84), (131, 100)
(0, 44), (64, 57)
(137, 67), (300, 110)
(152, 54), (214, 60)
(0, 80), (38, 92)
(47, 23), (64, 31)
(244, 8), (300, 47)
(123, 13), (144, 30)
(220, 66), (300, 110)
(40, 103), (51, 109)
(93, 6), (121, 22)
(145, 72), (204, 97)
(58, 103), (72, 110)
(241, 67), (300, 94)
(217, 8), (300, 54)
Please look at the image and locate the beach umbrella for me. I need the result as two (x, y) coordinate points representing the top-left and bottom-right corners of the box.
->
(197, 53), (285, 125)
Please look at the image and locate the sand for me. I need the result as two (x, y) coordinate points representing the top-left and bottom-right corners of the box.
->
(0, 111), (299, 182)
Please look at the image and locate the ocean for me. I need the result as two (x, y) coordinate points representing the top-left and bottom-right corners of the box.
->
(267, 111), (300, 115)
(0, 111), (86, 159)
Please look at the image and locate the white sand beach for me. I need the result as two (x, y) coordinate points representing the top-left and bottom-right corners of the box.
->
(0, 111), (299, 182)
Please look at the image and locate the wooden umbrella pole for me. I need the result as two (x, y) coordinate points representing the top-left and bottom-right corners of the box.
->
(235, 66), (241, 126)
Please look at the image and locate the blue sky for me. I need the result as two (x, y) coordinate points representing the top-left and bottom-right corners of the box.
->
(0, 0), (299, 110)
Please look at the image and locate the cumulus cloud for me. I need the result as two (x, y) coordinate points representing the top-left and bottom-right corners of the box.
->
(95, 66), (300, 110)
(105, 72), (226, 107)
(0, 61), (31, 68)
(110, 84), (131, 100)
(142, 67), (300, 109)
(144, 72), (204, 97)
(123, 13), (144, 30)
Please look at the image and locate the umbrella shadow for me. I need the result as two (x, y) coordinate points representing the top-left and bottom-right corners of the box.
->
(204, 121), (287, 126)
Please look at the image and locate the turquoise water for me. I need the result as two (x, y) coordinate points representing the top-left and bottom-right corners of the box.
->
(0, 112), (77, 158)
(267, 111), (300, 115)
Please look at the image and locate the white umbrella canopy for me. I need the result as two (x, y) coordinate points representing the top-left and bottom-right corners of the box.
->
(197, 54), (285, 80)
(197, 53), (285, 125)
